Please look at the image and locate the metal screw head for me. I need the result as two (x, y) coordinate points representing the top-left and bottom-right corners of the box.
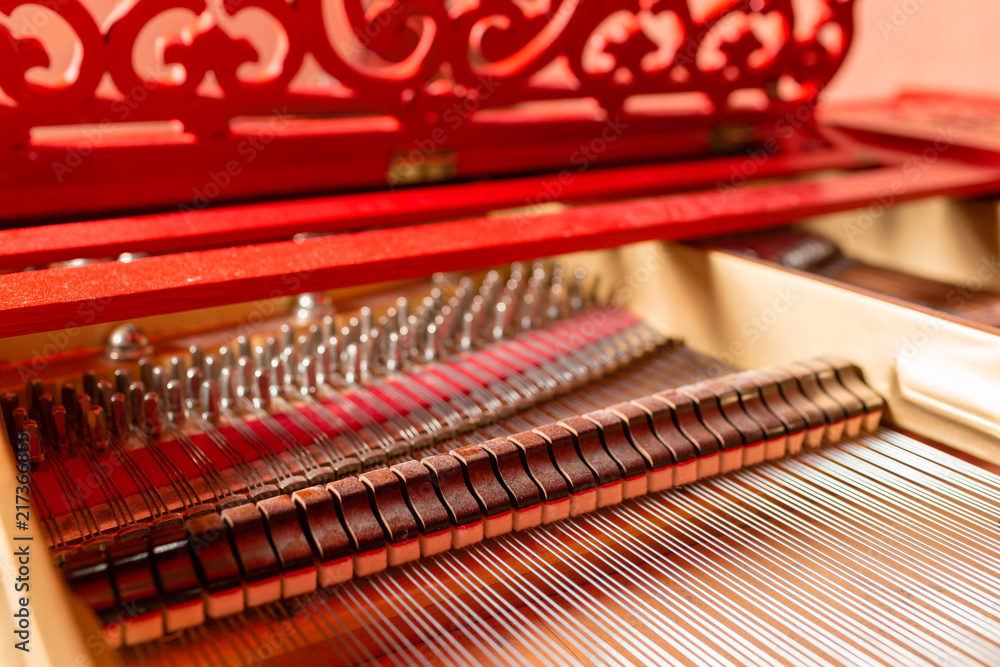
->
(106, 323), (153, 361)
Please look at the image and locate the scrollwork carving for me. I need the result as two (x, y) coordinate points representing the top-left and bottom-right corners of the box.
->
(0, 0), (855, 140)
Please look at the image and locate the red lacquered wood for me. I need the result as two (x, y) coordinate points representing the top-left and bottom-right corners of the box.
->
(0, 144), (865, 271)
(2, 158), (1000, 339)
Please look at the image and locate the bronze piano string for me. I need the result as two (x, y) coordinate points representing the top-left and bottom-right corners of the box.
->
(116, 428), (1000, 666)
(58, 341), (883, 647)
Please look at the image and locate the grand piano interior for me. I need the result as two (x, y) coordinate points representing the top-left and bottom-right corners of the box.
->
(2, 1), (1000, 665)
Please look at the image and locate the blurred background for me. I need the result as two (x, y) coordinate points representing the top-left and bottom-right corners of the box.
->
(827, 0), (1000, 101)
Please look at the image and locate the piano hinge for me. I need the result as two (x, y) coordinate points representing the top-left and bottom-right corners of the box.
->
(387, 148), (457, 186)
(709, 123), (759, 155)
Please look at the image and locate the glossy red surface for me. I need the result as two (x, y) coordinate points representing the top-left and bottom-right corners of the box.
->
(1, 131), (998, 339)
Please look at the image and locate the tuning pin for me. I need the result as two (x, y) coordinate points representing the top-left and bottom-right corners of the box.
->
(270, 356), (285, 393)
(589, 274), (602, 307)
(519, 292), (536, 331)
(459, 311), (475, 351)
(570, 267), (585, 312)
(200, 380), (219, 425)
(282, 351), (297, 390)
(423, 322), (438, 362)
(347, 317), (361, 344)
(366, 326), (380, 369)
(338, 324), (353, 351)
(549, 273), (566, 320)
(60, 384), (77, 421)
(321, 315), (336, 343)
(189, 345), (205, 371)
(114, 369), (131, 396)
(83, 371), (97, 403)
(266, 336), (279, 364)
(297, 334), (312, 360)
(327, 331), (341, 370)
(396, 297), (409, 330)
(128, 382), (145, 427)
(11, 407), (26, 436)
(170, 356), (186, 382)
(385, 331), (403, 372)
(203, 355), (217, 382)
(76, 395), (91, 435)
(1, 393), (17, 441)
(236, 336), (252, 359)
(358, 338), (370, 384)
(316, 343), (331, 384)
(447, 294), (464, 329)
(359, 306), (373, 340)
(219, 367), (234, 410)
(96, 381), (114, 416)
(492, 301), (508, 341)
(504, 276), (520, 300)
(470, 295), (487, 339)
(218, 345), (233, 369)
(236, 357), (253, 398)
(420, 295), (436, 319)
(483, 269), (501, 289)
(151, 366), (167, 400)
(186, 368), (203, 406)
(142, 393), (161, 437)
(38, 393), (53, 436)
(166, 380), (184, 424)
(52, 406), (67, 450)
(431, 314), (447, 354)
(308, 324), (322, 351)
(299, 357), (318, 394)
(381, 309), (395, 332)
(25, 380), (42, 417)
(110, 393), (127, 435)
(343, 344), (359, 385)
(399, 315), (420, 359)
(139, 359), (154, 392)
(280, 324), (295, 348)
(537, 280), (553, 323)
(253, 368), (271, 411)
(87, 407), (108, 451)
(24, 421), (43, 464)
